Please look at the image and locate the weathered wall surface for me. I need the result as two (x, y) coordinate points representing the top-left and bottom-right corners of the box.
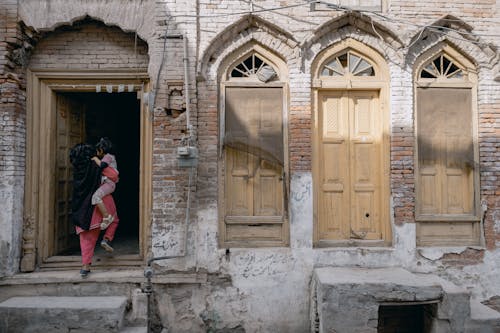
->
(0, 0), (26, 276)
(0, 0), (498, 331)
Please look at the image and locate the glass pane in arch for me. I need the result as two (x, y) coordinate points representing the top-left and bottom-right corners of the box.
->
(321, 51), (375, 77)
(419, 54), (464, 79)
(229, 53), (277, 82)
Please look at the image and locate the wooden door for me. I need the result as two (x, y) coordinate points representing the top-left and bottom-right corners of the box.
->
(54, 94), (85, 254)
(318, 90), (382, 240)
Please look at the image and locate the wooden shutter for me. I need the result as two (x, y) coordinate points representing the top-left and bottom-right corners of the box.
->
(416, 87), (478, 246)
(224, 87), (286, 245)
(417, 88), (474, 217)
(54, 94), (85, 254)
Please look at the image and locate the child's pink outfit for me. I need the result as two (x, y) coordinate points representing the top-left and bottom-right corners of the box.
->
(78, 195), (119, 265)
(91, 153), (119, 206)
(76, 166), (119, 266)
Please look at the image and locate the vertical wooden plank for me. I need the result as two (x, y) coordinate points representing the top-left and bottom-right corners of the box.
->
(318, 92), (349, 239)
(349, 91), (381, 239)
(54, 94), (84, 254)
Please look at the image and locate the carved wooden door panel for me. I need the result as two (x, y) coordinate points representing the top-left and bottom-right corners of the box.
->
(318, 91), (382, 240)
(54, 93), (85, 254)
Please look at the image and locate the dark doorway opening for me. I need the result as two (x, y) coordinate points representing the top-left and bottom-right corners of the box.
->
(378, 303), (437, 333)
(58, 91), (140, 256)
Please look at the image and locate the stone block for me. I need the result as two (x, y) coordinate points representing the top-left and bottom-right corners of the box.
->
(313, 267), (448, 333)
(0, 296), (127, 333)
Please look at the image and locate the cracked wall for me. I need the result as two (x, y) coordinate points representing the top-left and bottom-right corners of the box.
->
(1, 0), (499, 331)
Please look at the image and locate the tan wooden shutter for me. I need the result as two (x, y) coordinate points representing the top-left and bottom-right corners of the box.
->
(417, 88), (474, 217)
(224, 87), (285, 245)
(55, 94), (85, 254)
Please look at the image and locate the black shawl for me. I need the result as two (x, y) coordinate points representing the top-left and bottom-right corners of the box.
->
(69, 143), (101, 230)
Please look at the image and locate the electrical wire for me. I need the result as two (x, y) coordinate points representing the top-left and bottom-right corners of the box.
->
(169, 0), (317, 18)
(163, 0), (500, 43)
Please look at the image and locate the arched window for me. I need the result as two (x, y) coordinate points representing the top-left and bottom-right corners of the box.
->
(229, 53), (277, 81)
(320, 50), (375, 77)
(419, 54), (463, 79)
(414, 45), (480, 246)
(219, 45), (288, 247)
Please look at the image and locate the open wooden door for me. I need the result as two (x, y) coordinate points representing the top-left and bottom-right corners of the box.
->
(54, 93), (85, 255)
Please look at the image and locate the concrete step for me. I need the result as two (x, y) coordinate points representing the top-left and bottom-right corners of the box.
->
(120, 326), (148, 333)
(466, 299), (500, 333)
(0, 296), (127, 333)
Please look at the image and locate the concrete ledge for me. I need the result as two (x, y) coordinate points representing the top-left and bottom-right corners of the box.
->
(0, 269), (207, 286)
(470, 299), (500, 322)
(315, 267), (445, 302)
(312, 267), (464, 333)
(0, 296), (127, 333)
(467, 300), (500, 333)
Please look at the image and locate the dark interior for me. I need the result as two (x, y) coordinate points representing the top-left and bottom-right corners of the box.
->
(378, 303), (436, 333)
(61, 91), (140, 255)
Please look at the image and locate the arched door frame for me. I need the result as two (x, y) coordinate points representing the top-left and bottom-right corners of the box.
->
(413, 42), (481, 246)
(218, 42), (290, 247)
(311, 38), (391, 247)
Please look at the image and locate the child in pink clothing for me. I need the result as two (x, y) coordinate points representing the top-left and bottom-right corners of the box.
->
(91, 137), (119, 231)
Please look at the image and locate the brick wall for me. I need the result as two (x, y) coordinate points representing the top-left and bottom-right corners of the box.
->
(29, 19), (148, 69)
(1, 0), (498, 270)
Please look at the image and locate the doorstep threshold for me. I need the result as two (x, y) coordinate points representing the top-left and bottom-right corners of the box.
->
(0, 269), (208, 285)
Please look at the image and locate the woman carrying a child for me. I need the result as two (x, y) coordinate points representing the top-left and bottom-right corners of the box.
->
(69, 138), (120, 278)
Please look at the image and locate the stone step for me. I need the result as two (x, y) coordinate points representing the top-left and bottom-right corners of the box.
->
(120, 326), (148, 333)
(466, 299), (500, 333)
(0, 296), (128, 333)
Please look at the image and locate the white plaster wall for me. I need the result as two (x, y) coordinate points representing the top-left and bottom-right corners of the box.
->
(0, 176), (23, 276)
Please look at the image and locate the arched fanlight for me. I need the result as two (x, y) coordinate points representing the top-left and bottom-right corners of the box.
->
(229, 53), (277, 82)
(321, 50), (375, 77)
(420, 54), (464, 79)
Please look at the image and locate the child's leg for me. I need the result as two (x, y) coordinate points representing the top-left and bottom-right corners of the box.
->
(92, 182), (116, 224)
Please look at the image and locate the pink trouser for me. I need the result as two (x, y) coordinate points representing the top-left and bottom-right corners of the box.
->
(91, 180), (116, 205)
(79, 220), (118, 265)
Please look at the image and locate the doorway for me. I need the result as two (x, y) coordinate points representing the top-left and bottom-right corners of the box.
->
(55, 92), (140, 256)
(22, 70), (152, 271)
(316, 90), (385, 242)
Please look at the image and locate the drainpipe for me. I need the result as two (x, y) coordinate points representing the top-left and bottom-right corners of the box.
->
(183, 34), (192, 135)
(143, 34), (194, 333)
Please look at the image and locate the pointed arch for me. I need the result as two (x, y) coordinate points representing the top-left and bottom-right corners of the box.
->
(301, 12), (403, 51)
(219, 41), (288, 83)
(407, 15), (497, 69)
(413, 42), (477, 83)
(199, 14), (297, 80)
(311, 38), (389, 85)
